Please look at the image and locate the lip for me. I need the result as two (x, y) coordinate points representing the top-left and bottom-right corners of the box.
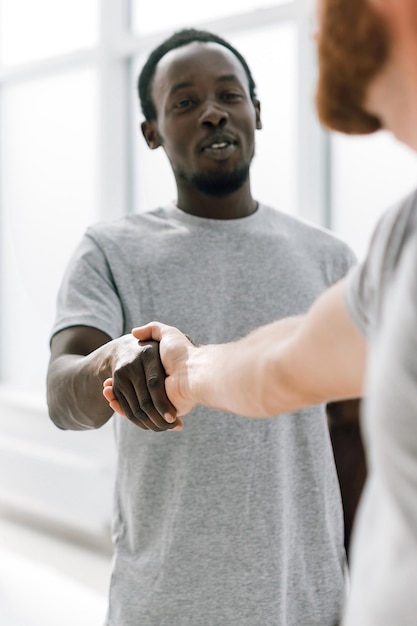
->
(198, 132), (238, 161)
(198, 132), (238, 151)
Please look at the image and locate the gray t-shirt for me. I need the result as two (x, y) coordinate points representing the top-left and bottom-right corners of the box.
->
(53, 203), (356, 626)
(344, 190), (417, 626)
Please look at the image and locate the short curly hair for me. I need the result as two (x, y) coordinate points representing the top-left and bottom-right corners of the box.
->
(138, 28), (257, 121)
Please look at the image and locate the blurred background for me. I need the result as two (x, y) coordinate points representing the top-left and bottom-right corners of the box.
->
(0, 0), (416, 624)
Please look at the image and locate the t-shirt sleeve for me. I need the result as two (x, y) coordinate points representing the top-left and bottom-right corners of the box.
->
(366, 230), (417, 525)
(343, 262), (372, 337)
(344, 211), (391, 338)
(343, 195), (414, 338)
(329, 239), (358, 285)
(50, 229), (124, 341)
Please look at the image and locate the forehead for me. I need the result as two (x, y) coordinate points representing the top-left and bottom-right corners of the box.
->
(152, 42), (250, 100)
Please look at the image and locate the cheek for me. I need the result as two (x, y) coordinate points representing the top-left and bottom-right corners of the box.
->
(314, 1), (324, 41)
(245, 122), (257, 148)
(239, 111), (257, 138)
(317, 0), (325, 23)
(160, 134), (195, 171)
(159, 123), (189, 154)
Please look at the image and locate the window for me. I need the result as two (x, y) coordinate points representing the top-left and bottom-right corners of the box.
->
(1, 1), (319, 407)
(1, 0), (414, 539)
(1, 69), (99, 389)
(0, 0), (99, 67)
(0, 0), (111, 540)
(131, 0), (290, 36)
(330, 131), (417, 260)
(1, 0), (313, 538)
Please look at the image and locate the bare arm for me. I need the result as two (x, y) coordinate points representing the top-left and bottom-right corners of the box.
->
(132, 279), (367, 417)
(47, 326), (180, 431)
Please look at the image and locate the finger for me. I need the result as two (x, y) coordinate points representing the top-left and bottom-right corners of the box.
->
(102, 385), (116, 403)
(103, 378), (176, 431)
(127, 409), (183, 432)
(105, 379), (183, 430)
(136, 342), (177, 424)
(112, 382), (156, 430)
(132, 322), (166, 342)
(109, 399), (125, 415)
(103, 387), (125, 416)
(130, 385), (177, 430)
(113, 386), (163, 431)
(108, 384), (183, 431)
(113, 377), (175, 432)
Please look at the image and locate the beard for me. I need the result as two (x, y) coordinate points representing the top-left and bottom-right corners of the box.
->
(178, 164), (250, 197)
(316, 0), (390, 135)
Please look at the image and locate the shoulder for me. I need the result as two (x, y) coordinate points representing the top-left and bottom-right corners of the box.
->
(84, 206), (176, 246)
(343, 187), (417, 334)
(369, 188), (417, 269)
(260, 204), (356, 261)
(261, 204), (346, 241)
(355, 187), (417, 288)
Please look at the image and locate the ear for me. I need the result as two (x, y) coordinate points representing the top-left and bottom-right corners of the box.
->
(254, 99), (262, 130)
(141, 120), (162, 149)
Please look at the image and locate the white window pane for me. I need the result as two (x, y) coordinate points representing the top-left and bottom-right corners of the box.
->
(229, 24), (297, 214)
(331, 131), (417, 260)
(132, 22), (297, 215)
(0, 0), (99, 67)
(0, 68), (99, 392)
(132, 0), (292, 35)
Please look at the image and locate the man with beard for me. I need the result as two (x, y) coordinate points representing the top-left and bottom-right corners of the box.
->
(117, 2), (417, 624)
(48, 28), (363, 626)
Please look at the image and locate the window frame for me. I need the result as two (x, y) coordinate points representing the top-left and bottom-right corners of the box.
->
(0, 0), (326, 540)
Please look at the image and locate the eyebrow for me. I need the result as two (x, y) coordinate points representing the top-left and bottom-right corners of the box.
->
(217, 74), (241, 84)
(168, 74), (242, 97)
(168, 81), (194, 96)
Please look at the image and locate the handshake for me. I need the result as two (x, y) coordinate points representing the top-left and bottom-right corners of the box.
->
(102, 314), (315, 431)
(102, 322), (197, 432)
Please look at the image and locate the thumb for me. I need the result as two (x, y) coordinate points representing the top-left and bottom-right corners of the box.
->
(132, 321), (165, 341)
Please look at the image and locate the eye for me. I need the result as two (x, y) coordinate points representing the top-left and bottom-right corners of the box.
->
(173, 98), (194, 110)
(221, 91), (244, 102)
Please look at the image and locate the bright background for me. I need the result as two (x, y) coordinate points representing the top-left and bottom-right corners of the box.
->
(0, 4), (416, 621)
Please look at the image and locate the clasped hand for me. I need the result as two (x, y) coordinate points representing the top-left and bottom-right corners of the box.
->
(103, 323), (196, 431)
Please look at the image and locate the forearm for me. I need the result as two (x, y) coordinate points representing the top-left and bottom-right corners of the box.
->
(185, 316), (314, 417)
(179, 282), (366, 417)
(47, 350), (113, 430)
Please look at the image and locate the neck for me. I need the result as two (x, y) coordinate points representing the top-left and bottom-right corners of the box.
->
(176, 181), (258, 220)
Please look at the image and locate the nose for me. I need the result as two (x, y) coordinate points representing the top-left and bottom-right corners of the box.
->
(199, 100), (229, 127)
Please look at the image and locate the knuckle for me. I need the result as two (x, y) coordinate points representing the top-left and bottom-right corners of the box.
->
(112, 386), (124, 404)
(112, 367), (128, 384)
(140, 343), (157, 362)
(147, 375), (161, 390)
(138, 398), (155, 414)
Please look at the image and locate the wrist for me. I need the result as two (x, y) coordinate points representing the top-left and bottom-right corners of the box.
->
(187, 344), (221, 409)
